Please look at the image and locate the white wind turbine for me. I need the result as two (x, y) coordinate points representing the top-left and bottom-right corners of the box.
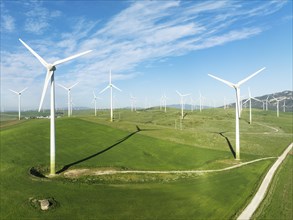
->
(208, 67), (266, 160)
(271, 96), (285, 117)
(242, 88), (262, 124)
(161, 93), (168, 112)
(199, 91), (203, 112)
(282, 100), (286, 112)
(223, 97), (227, 109)
(99, 69), (122, 122)
(9, 87), (28, 120)
(57, 82), (79, 117)
(19, 38), (92, 175)
(265, 95), (270, 111)
(190, 96), (195, 112)
(92, 90), (101, 116)
(176, 90), (190, 119)
(130, 94), (136, 112)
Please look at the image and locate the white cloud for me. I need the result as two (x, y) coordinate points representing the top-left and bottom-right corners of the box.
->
(0, 0), (288, 109)
(193, 27), (263, 50)
(0, 2), (15, 32)
(1, 14), (15, 32)
(24, 1), (61, 34)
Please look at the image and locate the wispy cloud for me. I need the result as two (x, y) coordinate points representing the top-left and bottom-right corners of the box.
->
(24, 1), (61, 34)
(0, 0), (288, 109)
(0, 3), (15, 32)
(1, 14), (15, 32)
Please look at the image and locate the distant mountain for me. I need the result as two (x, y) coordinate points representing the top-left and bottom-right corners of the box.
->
(230, 90), (293, 112)
(167, 104), (211, 110)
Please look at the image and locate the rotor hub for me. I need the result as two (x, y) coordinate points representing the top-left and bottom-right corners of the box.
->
(48, 65), (56, 71)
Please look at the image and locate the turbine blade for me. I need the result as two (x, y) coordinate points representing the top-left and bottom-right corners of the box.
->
(93, 90), (96, 98)
(176, 90), (182, 96)
(251, 97), (262, 102)
(237, 67), (266, 86)
(53, 50), (92, 66)
(38, 70), (53, 112)
(9, 89), (19, 94)
(242, 98), (250, 105)
(57, 83), (68, 90)
(69, 82), (79, 89)
(19, 87), (28, 93)
(112, 84), (122, 91)
(182, 93), (191, 97)
(266, 95), (270, 101)
(19, 38), (49, 68)
(99, 85), (110, 94)
(208, 74), (235, 88)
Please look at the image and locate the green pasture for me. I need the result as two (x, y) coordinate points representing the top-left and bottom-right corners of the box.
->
(0, 108), (292, 219)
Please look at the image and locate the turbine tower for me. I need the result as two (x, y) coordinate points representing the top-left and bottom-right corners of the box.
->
(208, 67), (266, 160)
(92, 90), (101, 116)
(161, 93), (168, 112)
(242, 88), (262, 124)
(199, 91), (203, 112)
(9, 87), (28, 120)
(271, 96), (285, 117)
(176, 90), (190, 119)
(130, 94), (136, 112)
(99, 69), (122, 122)
(265, 95), (270, 111)
(283, 100), (286, 112)
(19, 38), (92, 175)
(57, 82), (79, 117)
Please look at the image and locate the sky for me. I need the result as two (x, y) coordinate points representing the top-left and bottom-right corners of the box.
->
(1, 0), (292, 111)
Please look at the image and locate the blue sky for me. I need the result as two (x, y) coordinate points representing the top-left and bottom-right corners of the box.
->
(1, 0), (292, 111)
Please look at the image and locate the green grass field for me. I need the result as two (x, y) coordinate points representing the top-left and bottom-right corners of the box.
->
(0, 108), (292, 219)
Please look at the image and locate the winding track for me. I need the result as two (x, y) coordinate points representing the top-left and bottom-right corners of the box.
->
(65, 157), (276, 176)
(237, 142), (293, 220)
(254, 122), (279, 133)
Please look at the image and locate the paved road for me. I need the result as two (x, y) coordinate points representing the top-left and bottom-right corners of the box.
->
(237, 142), (293, 220)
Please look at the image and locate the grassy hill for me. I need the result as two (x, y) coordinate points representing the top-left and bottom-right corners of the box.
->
(0, 108), (292, 219)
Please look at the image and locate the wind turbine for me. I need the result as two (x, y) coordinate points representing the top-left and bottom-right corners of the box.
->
(208, 67), (266, 160)
(265, 95), (270, 111)
(130, 94), (136, 112)
(271, 96), (285, 117)
(176, 90), (190, 119)
(223, 97), (227, 109)
(242, 88), (262, 124)
(92, 90), (101, 116)
(99, 69), (122, 122)
(190, 96), (195, 112)
(19, 38), (92, 175)
(283, 100), (286, 112)
(161, 93), (168, 112)
(57, 82), (79, 117)
(9, 87), (28, 120)
(199, 91), (203, 112)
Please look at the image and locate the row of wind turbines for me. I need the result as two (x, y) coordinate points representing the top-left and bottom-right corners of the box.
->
(14, 38), (289, 175)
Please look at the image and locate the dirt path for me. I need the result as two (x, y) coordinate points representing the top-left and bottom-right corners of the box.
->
(64, 157), (276, 177)
(237, 142), (293, 220)
(254, 122), (279, 133)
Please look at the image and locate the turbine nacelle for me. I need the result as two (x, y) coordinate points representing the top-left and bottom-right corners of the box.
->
(48, 65), (56, 71)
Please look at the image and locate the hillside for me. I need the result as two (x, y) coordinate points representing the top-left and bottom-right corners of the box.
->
(227, 90), (293, 111)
